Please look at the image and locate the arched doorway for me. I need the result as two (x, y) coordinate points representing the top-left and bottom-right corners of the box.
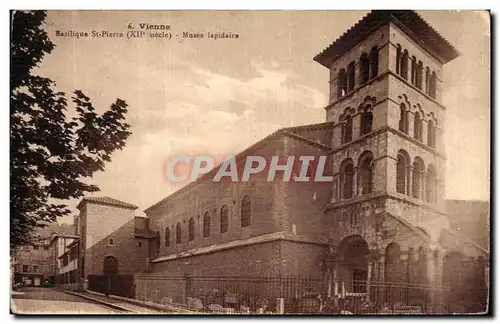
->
(338, 235), (369, 294)
(103, 256), (119, 276)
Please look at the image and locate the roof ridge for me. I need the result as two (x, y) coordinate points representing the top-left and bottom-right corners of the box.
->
(77, 196), (138, 210)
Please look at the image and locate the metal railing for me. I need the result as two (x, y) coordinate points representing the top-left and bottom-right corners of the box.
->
(129, 275), (489, 314)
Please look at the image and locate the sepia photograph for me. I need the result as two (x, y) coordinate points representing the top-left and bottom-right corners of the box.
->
(10, 9), (490, 315)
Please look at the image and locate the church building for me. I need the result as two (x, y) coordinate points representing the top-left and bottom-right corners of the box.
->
(139, 10), (488, 313)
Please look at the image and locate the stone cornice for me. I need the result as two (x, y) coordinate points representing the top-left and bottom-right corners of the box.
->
(151, 232), (328, 263)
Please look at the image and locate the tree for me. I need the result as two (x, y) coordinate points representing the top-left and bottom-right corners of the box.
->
(10, 11), (131, 252)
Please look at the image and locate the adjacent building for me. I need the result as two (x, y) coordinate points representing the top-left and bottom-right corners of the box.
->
(13, 238), (51, 286)
(74, 196), (152, 286)
(48, 233), (79, 285)
(446, 199), (490, 251)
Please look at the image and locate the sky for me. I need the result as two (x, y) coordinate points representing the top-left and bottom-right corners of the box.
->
(35, 10), (490, 222)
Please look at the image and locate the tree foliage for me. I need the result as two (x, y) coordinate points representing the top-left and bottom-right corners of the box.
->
(10, 11), (131, 252)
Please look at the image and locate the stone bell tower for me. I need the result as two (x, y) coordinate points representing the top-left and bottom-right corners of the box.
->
(313, 10), (465, 313)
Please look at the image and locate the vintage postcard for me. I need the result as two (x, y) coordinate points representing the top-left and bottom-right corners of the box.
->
(10, 10), (490, 315)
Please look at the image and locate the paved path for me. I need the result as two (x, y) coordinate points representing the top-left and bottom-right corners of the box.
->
(11, 287), (121, 315)
(68, 291), (167, 314)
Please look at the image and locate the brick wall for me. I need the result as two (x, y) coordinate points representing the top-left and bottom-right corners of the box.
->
(136, 239), (327, 307)
(85, 218), (150, 275)
(147, 135), (295, 259)
(78, 202), (143, 277)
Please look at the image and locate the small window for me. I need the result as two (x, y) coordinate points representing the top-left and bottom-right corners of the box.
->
(340, 159), (354, 199)
(137, 241), (142, 248)
(401, 50), (409, 80)
(188, 218), (195, 241)
(220, 205), (229, 233)
(359, 53), (370, 84)
(416, 61), (423, 90)
(108, 238), (114, 246)
(358, 152), (374, 194)
(33, 265), (38, 272)
(398, 104), (407, 133)
(369, 46), (378, 79)
(360, 105), (373, 136)
(427, 120), (436, 148)
(429, 72), (437, 99)
(414, 112), (422, 141)
(410, 56), (417, 85)
(43, 246), (49, 250)
(341, 115), (353, 144)
(22, 265), (28, 272)
(396, 150), (409, 195)
(347, 61), (355, 92)
(203, 212), (211, 237)
(337, 69), (347, 98)
(33, 245), (39, 250)
(241, 196), (251, 228)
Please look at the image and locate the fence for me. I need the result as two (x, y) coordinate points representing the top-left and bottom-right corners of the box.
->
(134, 274), (491, 314)
(88, 274), (135, 298)
(87, 274), (488, 314)
(135, 275), (325, 313)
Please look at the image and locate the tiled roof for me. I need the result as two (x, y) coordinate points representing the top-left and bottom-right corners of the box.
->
(314, 10), (460, 68)
(77, 196), (138, 210)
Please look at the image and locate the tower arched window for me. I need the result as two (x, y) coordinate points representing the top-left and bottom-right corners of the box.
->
(396, 44), (402, 74)
(220, 205), (229, 233)
(411, 56), (417, 85)
(399, 103), (408, 134)
(426, 165), (437, 203)
(412, 158), (425, 199)
(429, 72), (437, 99)
(360, 105), (373, 136)
(340, 159), (354, 199)
(203, 212), (211, 237)
(370, 46), (379, 79)
(188, 218), (194, 241)
(341, 115), (353, 144)
(416, 61), (423, 90)
(360, 53), (370, 84)
(427, 120), (436, 148)
(425, 67), (430, 94)
(414, 112), (422, 141)
(165, 228), (170, 247)
(176, 222), (182, 244)
(401, 50), (409, 80)
(241, 196), (251, 227)
(337, 69), (347, 98)
(358, 152), (374, 194)
(347, 61), (355, 92)
(396, 150), (410, 194)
